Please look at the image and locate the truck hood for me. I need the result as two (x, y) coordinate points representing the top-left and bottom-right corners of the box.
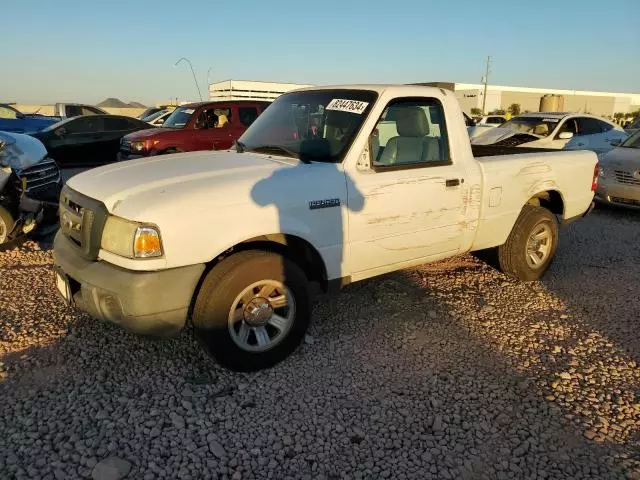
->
(0, 131), (48, 169)
(66, 150), (304, 214)
(124, 127), (172, 140)
(471, 127), (541, 146)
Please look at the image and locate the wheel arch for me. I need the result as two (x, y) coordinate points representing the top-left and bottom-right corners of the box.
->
(526, 189), (565, 217)
(188, 233), (329, 319)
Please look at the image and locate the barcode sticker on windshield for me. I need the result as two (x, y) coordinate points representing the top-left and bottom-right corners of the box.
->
(542, 118), (559, 122)
(326, 99), (369, 114)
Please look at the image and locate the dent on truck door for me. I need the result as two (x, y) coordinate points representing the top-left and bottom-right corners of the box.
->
(346, 98), (472, 275)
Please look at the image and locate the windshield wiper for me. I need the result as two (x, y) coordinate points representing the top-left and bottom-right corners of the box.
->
(249, 145), (311, 164)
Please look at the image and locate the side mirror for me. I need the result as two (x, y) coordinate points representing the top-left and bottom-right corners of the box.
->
(16, 112), (25, 120)
(609, 138), (622, 147)
(54, 127), (67, 137)
(558, 132), (574, 140)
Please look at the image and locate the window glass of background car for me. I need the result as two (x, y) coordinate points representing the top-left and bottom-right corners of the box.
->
(104, 117), (131, 131)
(163, 107), (195, 128)
(621, 130), (640, 148)
(65, 105), (83, 118)
(0, 106), (18, 119)
(576, 118), (610, 135)
(81, 106), (103, 116)
(488, 116), (504, 124)
(65, 116), (104, 134)
(371, 98), (450, 168)
(239, 107), (259, 127)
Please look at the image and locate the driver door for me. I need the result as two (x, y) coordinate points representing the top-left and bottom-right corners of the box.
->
(47, 116), (105, 167)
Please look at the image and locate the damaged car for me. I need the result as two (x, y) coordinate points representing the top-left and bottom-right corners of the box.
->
(0, 131), (62, 246)
(595, 130), (640, 209)
(472, 112), (628, 153)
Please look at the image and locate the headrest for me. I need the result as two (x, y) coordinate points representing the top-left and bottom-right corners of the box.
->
(396, 107), (429, 137)
(533, 124), (548, 136)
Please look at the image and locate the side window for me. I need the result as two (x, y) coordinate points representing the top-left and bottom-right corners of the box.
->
(370, 98), (450, 169)
(557, 119), (577, 135)
(490, 116), (506, 124)
(65, 117), (104, 134)
(81, 106), (102, 116)
(65, 105), (83, 118)
(104, 117), (130, 131)
(0, 106), (18, 119)
(576, 117), (608, 135)
(239, 107), (259, 127)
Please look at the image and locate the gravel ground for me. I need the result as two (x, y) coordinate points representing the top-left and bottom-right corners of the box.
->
(1, 206), (639, 480)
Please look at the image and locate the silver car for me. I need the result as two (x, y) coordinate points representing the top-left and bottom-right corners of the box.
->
(595, 131), (640, 209)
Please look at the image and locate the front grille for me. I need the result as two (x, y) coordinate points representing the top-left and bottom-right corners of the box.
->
(18, 159), (61, 193)
(614, 170), (640, 186)
(59, 185), (109, 260)
(120, 138), (131, 153)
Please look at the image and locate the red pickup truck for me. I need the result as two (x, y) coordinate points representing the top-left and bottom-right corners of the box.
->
(119, 100), (270, 159)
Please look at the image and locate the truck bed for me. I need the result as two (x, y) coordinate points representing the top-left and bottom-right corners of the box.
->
(471, 144), (557, 158)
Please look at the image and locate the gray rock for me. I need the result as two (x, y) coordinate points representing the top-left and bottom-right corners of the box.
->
(91, 456), (131, 480)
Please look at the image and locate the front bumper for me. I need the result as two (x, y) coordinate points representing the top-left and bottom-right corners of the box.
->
(595, 180), (640, 209)
(53, 232), (205, 336)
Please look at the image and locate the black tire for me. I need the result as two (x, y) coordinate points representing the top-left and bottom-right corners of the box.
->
(497, 205), (558, 281)
(161, 148), (182, 155)
(192, 250), (311, 372)
(0, 206), (16, 247)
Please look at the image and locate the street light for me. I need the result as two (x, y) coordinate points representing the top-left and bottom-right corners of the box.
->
(206, 66), (213, 100)
(175, 57), (202, 102)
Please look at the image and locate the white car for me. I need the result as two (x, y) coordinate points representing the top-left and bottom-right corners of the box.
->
(53, 85), (597, 371)
(144, 109), (172, 126)
(472, 112), (629, 153)
(467, 115), (507, 138)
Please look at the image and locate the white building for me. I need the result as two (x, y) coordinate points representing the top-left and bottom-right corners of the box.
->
(416, 82), (640, 117)
(208, 80), (312, 102)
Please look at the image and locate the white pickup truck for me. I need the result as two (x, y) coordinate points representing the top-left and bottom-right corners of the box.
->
(53, 85), (597, 371)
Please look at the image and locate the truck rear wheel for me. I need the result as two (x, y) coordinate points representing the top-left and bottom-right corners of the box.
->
(192, 250), (311, 372)
(497, 205), (558, 281)
(0, 206), (15, 246)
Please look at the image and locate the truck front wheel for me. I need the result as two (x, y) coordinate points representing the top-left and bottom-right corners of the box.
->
(192, 251), (311, 371)
(497, 205), (558, 281)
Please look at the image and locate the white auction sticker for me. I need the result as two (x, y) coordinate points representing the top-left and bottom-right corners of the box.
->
(183, 108), (195, 114)
(326, 99), (369, 114)
(542, 118), (559, 122)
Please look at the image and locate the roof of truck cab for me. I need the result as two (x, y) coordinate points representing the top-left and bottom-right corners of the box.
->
(292, 84), (451, 95)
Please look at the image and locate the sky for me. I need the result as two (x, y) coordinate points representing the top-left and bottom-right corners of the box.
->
(3, 0), (639, 105)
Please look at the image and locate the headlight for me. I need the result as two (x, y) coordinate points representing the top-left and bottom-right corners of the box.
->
(132, 141), (146, 152)
(101, 216), (163, 259)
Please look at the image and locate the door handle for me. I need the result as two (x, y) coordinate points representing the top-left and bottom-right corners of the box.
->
(446, 178), (462, 187)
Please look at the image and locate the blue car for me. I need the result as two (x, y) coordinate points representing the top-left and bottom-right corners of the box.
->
(0, 104), (59, 134)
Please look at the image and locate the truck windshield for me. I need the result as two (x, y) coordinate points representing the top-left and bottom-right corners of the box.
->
(162, 107), (195, 128)
(238, 89), (377, 163)
(499, 117), (560, 137)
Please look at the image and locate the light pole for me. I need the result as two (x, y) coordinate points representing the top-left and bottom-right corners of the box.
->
(175, 57), (202, 102)
(481, 55), (492, 116)
(206, 66), (213, 100)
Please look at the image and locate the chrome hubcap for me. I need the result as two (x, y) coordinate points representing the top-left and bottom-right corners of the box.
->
(228, 280), (295, 352)
(526, 223), (552, 269)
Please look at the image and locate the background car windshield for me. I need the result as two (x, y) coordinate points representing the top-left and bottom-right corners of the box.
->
(144, 110), (168, 122)
(239, 90), (377, 163)
(162, 107), (194, 128)
(500, 117), (559, 137)
(620, 130), (640, 148)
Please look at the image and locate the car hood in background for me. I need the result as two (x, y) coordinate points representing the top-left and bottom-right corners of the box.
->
(123, 128), (170, 141)
(471, 127), (542, 146)
(598, 146), (640, 170)
(0, 131), (48, 169)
